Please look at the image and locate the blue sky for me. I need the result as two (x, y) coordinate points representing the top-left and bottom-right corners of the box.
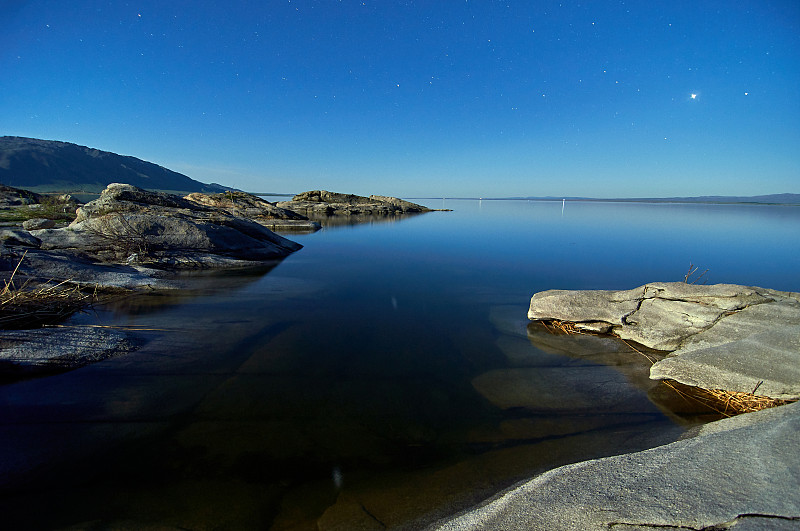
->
(2, 1), (798, 197)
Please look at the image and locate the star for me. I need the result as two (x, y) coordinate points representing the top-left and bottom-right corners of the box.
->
(690, 93), (697, 99)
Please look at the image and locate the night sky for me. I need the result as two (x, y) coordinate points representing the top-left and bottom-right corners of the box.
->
(2, 1), (798, 197)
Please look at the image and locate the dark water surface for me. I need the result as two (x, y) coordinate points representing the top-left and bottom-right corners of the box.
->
(1, 200), (798, 529)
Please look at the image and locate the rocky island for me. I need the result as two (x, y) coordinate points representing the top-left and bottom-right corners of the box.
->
(277, 189), (435, 217)
(434, 282), (800, 530)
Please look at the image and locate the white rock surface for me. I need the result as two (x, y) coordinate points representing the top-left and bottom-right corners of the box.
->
(434, 401), (800, 530)
(528, 282), (800, 399)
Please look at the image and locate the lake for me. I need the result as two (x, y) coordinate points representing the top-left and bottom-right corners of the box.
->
(1, 200), (798, 529)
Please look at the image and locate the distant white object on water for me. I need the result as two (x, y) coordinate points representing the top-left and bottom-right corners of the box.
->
(561, 198), (565, 215)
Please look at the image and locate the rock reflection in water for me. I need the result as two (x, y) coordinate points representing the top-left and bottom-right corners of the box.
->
(523, 320), (727, 423)
(95, 263), (283, 318)
(304, 211), (427, 229)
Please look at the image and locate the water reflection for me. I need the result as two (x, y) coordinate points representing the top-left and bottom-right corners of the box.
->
(524, 321), (723, 423)
(93, 263), (282, 318)
(302, 211), (428, 229)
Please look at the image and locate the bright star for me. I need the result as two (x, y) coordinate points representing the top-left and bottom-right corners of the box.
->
(690, 93), (697, 99)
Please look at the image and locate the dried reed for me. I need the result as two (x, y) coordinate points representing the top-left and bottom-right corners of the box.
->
(1, 253), (93, 329)
(683, 262), (709, 284)
(539, 319), (581, 335)
(661, 379), (793, 416)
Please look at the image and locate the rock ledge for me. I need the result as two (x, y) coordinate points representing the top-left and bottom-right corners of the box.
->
(434, 401), (800, 530)
(528, 282), (800, 400)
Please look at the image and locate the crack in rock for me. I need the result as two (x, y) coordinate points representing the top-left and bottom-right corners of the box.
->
(359, 503), (388, 529)
(608, 513), (800, 530)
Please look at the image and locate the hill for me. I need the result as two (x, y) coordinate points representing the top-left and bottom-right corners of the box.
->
(0, 136), (232, 194)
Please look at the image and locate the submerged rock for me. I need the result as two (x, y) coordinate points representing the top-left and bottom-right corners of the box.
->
(527, 282), (800, 400)
(0, 326), (139, 378)
(472, 366), (659, 414)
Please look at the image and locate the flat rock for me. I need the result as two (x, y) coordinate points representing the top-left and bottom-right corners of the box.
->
(0, 248), (170, 289)
(528, 282), (800, 399)
(0, 326), (138, 377)
(434, 401), (800, 530)
(0, 229), (41, 247)
(22, 218), (56, 230)
(256, 218), (322, 232)
(651, 325), (800, 400)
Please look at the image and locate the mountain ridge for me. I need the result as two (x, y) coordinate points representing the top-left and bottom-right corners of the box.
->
(0, 136), (233, 194)
(3, 137), (796, 204)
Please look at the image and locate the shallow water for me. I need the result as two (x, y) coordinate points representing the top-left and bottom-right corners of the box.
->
(1, 200), (798, 529)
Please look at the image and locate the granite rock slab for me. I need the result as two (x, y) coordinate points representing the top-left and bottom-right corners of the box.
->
(0, 183), (305, 292)
(434, 401), (800, 530)
(528, 282), (800, 399)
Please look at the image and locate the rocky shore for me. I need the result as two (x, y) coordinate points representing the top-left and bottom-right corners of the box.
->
(433, 282), (800, 530)
(1, 185), (435, 288)
(0, 184), (435, 377)
(436, 400), (799, 530)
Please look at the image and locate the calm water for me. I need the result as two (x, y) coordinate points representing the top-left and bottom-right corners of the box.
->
(1, 200), (798, 529)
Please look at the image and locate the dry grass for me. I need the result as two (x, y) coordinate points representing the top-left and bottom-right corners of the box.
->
(619, 338), (795, 415)
(661, 379), (793, 416)
(539, 319), (582, 335)
(0, 253), (93, 329)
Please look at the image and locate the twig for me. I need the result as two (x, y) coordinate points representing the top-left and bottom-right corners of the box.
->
(683, 262), (709, 284)
(620, 338), (658, 365)
(3, 250), (28, 293)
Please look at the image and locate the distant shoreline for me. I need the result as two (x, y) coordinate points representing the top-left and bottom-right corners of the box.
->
(406, 195), (800, 206)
